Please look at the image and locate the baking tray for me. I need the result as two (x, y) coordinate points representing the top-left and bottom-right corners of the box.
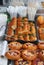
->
(5, 19), (38, 45)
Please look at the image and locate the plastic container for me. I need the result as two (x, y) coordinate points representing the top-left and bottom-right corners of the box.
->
(35, 8), (44, 43)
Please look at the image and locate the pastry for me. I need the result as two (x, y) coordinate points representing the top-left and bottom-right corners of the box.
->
(8, 17), (17, 30)
(39, 50), (44, 61)
(38, 28), (44, 40)
(22, 50), (37, 61)
(23, 34), (30, 41)
(18, 34), (24, 40)
(13, 34), (18, 40)
(8, 42), (22, 50)
(15, 58), (31, 65)
(23, 43), (37, 51)
(6, 28), (14, 37)
(38, 43), (44, 50)
(37, 16), (44, 25)
(32, 58), (44, 65)
(5, 50), (20, 60)
(17, 17), (22, 27)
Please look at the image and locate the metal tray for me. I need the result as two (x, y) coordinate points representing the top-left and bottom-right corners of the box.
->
(5, 19), (38, 45)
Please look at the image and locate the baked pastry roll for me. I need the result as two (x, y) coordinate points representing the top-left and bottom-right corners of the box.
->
(22, 50), (37, 61)
(23, 43), (37, 51)
(37, 16), (44, 25)
(8, 42), (22, 50)
(5, 50), (20, 60)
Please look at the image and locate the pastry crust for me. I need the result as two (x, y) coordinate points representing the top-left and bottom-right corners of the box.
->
(8, 17), (17, 30)
(22, 43), (37, 51)
(38, 43), (44, 50)
(15, 58), (31, 65)
(22, 50), (37, 61)
(8, 42), (22, 50)
(5, 50), (20, 60)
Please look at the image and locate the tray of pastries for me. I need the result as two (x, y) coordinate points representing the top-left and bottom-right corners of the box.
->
(5, 17), (37, 43)
(5, 41), (44, 65)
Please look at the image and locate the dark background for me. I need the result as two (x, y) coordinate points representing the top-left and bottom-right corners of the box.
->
(0, 0), (3, 5)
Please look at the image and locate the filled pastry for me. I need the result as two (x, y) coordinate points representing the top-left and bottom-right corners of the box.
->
(5, 50), (20, 60)
(22, 50), (37, 61)
(15, 58), (31, 65)
(22, 43), (37, 51)
(8, 42), (22, 50)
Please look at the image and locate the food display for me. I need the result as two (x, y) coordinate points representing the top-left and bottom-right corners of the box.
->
(36, 15), (44, 41)
(0, 3), (44, 65)
(5, 42), (44, 65)
(5, 17), (37, 42)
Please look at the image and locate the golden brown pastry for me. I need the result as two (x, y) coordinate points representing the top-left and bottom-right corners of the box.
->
(8, 42), (22, 50)
(31, 26), (36, 34)
(23, 22), (29, 33)
(22, 50), (37, 61)
(23, 43), (37, 51)
(17, 17), (22, 27)
(6, 28), (14, 37)
(38, 28), (44, 40)
(38, 43), (44, 50)
(15, 58), (31, 65)
(39, 50), (44, 61)
(37, 16), (44, 25)
(18, 34), (24, 40)
(24, 34), (30, 41)
(32, 58), (44, 65)
(30, 35), (37, 41)
(5, 50), (20, 60)
(8, 17), (17, 30)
